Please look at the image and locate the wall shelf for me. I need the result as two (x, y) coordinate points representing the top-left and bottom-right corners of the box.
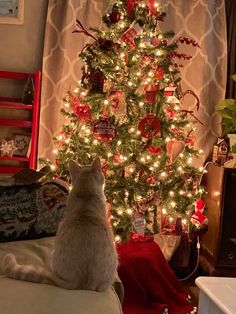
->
(0, 70), (41, 174)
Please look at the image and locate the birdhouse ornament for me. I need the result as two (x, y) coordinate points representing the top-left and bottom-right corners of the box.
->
(144, 83), (159, 104)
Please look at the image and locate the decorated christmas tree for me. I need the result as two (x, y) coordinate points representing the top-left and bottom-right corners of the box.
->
(41, 0), (206, 242)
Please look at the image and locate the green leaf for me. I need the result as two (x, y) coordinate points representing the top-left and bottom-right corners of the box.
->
(217, 108), (233, 119)
(216, 99), (235, 111)
(231, 74), (236, 82)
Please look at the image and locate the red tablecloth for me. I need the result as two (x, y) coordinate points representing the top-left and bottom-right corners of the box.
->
(117, 239), (194, 314)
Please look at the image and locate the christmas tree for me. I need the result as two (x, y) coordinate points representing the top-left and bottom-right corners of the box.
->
(41, 0), (205, 242)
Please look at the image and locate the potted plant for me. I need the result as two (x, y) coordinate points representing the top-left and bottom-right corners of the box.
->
(216, 74), (236, 159)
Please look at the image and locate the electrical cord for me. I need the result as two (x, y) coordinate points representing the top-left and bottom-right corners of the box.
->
(178, 236), (200, 282)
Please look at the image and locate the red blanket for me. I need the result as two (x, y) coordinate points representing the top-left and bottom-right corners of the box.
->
(117, 239), (194, 314)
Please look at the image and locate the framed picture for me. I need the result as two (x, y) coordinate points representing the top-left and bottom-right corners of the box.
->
(0, 0), (24, 25)
(14, 134), (31, 157)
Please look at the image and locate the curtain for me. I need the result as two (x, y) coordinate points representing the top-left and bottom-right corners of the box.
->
(39, 0), (227, 166)
(38, 0), (108, 161)
(158, 0), (227, 165)
(225, 0), (236, 98)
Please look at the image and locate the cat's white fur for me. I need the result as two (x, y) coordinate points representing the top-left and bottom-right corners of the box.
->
(2, 158), (118, 291)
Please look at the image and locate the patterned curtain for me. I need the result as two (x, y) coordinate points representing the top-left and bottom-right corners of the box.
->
(38, 0), (108, 161)
(38, 0), (227, 166)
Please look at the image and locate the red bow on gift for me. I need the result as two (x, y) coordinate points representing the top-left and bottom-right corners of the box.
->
(126, 0), (158, 14)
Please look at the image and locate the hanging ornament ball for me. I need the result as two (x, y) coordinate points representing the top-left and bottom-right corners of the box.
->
(93, 118), (116, 142)
(138, 114), (161, 139)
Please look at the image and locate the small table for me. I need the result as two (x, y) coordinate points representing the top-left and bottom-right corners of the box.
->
(195, 276), (236, 314)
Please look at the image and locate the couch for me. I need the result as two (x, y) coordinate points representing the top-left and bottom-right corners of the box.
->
(0, 237), (123, 314)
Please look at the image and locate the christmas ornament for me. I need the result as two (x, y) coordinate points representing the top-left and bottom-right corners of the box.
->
(191, 198), (208, 234)
(138, 114), (161, 139)
(146, 175), (156, 185)
(88, 69), (106, 94)
(155, 67), (164, 80)
(132, 211), (146, 234)
(166, 140), (185, 163)
(164, 85), (176, 97)
(165, 108), (175, 119)
(147, 145), (162, 155)
(93, 118), (116, 142)
(0, 139), (17, 157)
(71, 97), (92, 121)
(109, 4), (121, 24)
(120, 21), (142, 50)
(144, 83), (159, 104)
(109, 90), (126, 117)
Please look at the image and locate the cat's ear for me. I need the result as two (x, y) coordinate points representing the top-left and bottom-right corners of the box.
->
(91, 157), (101, 172)
(68, 160), (81, 178)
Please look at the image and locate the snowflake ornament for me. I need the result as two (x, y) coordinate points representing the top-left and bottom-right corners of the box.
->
(0, 139), (17, 157)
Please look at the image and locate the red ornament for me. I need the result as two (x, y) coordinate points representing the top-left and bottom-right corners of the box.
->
(165, 108), (175, 119)
(196, 199), (205, 212)
(93, 118), (116, 142)
(152, 38), (158, 46)
(114, 153), (121, 164)
(147, 145), (162, 155)
(138, 114), (161, 139)
(147, 175), (156, 185)
(74, 104), (92, 121)
(155, 67), (164, 80)
(144, 84), (159, 104)
(164, 85), (176, 97)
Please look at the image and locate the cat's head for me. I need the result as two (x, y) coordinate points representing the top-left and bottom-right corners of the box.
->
(68, 158), (105, 194)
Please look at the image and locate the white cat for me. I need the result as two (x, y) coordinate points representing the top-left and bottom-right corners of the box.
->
(2, 158), (118, 291)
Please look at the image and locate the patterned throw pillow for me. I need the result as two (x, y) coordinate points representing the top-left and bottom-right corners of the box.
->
(0, 180), (69, 242)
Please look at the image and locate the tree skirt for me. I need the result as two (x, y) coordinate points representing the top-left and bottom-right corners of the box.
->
(116, 240), (195, 314)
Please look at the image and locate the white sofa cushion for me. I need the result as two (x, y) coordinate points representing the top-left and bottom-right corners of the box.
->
(0, 237), (122, 314)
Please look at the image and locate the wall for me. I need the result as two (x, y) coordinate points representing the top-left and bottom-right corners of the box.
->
(0, 0), (48, 73)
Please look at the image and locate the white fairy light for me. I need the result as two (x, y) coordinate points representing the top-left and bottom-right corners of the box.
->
(65, 138), (70, 144)
(199, 149), (204, 154)
(58, 135), (63, 140)
(50, 164), (56, 171)
(179, 190), (184, 195)
(64, 102), (69, 108)
(73, 87), (79, 93)
(128, 81), (133, 86)
(93, 140), (98, 145)
(177, 166), (183, 172)
(104, 99), (109, 105)
(136, 72), (141, 76)
(165, 137), (171, 142)
(169, 191), (174, 197)
(199, 166), (204, 172)
(187, 157), (193, 164)
(53, 149), (58, 155)
(160, 172), (167, 177)
(187, 193), (192, 197)
(129, 127), (135, 133)
(115, 235), (121, 242)
(126, 209), (133, 215)
(171, 201), (176, 208)
(182, 219), (187, 225)
(162, 208), (167, 214)
(115, 65), (120, 70)
(118, 210), (123, 215)
(117, 140), (122, 146)
(139, 101), (144, 106)
(81, 91), (86, 96)
(107, 152), (113, 158)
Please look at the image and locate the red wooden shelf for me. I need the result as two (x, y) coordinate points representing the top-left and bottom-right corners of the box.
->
(0, 165), (25, 174)
(0, 103), (33, 110)
(0, 156), (29, 162)
(0, 118), (32, 128)
(0, 70), (41, 173)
